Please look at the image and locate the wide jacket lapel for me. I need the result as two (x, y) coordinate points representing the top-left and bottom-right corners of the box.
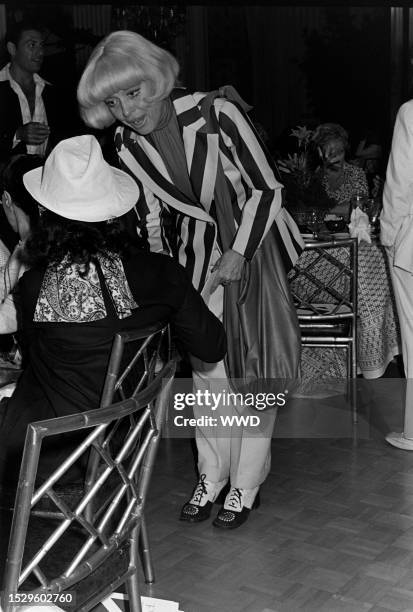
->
(116, 88), (219, 221)
(171, 88), (219, 214)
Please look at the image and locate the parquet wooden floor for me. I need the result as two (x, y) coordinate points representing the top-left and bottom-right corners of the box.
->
(139, 369), (413, 612)
(1, 363), (412, 612)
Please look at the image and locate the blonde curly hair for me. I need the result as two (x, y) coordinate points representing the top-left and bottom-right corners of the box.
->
(77, 30), (180, 129)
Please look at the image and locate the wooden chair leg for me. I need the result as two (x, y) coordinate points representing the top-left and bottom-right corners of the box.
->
(139, 514), (155, 584)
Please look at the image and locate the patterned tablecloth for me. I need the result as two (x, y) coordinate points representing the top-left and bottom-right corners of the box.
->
(356, 241), (401, 377)
(289, 239), (401, 390)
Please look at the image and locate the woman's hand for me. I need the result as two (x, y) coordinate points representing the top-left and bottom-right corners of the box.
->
(318, 143), (345, 170)
(210, 249), (245, 293)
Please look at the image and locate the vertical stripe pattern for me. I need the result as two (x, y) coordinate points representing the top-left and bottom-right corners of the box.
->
(116, 87), (303, 290)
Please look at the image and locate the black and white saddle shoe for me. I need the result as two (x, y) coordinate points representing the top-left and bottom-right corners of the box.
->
(213, 486), (260, 529)
(180, 474), (227, 523)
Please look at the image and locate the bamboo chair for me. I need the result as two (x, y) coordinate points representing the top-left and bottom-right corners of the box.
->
(2, 328), (176, 612)
(83, 325), (171, 581)
(288, 238), (358, 422)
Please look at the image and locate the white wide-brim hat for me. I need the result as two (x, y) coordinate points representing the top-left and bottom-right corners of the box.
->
(23, 134), (140, 222)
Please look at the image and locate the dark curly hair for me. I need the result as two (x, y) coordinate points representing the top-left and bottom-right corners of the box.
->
(2, 154), (43, 226)
(6, 19), (46, 46)
(23, 210), (131, 270)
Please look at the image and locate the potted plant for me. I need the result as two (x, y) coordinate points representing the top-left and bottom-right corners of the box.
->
(277, 125), (336, 218)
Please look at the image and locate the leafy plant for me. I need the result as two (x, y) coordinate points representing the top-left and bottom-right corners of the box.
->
(277, 125), (336, 212)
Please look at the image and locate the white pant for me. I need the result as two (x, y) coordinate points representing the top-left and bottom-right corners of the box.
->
(386, 247), (413, 437)
(190, 251), (276, 488)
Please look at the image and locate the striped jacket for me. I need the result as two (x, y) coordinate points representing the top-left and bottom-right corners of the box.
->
(115, 87), (303, 291)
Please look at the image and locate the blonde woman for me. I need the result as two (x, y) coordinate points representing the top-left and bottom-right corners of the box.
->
(78, 31), (302, 529)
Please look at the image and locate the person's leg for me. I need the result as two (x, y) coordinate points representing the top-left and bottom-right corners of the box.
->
(188, 355), (274, 527)
(229, 421), (275, 489)
(191, 356), (232, 482)
(180, 273), (230, 522)
(181, 249), (275, 526)
(385, 251), (413, 448)
(211, 404), (277, 529)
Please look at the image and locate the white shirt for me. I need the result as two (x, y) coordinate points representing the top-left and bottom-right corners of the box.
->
(0, 240), (28, 334)
(0, 63), (49, 156)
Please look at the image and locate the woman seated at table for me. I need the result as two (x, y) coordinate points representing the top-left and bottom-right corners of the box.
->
(310, 123), (369, 221)
(0, 154), (42, 338)
(0, 135), (227, 486)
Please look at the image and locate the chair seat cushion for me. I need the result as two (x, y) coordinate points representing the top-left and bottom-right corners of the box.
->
(297, 302), (353, 336)
(296, 303), (352, 317)
(299, 321), (351, 336)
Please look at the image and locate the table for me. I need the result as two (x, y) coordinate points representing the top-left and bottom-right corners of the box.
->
(354, 240), (401, 377)
(289, 236), (401, 392)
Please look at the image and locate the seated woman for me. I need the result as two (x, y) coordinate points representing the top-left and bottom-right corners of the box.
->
(0, 135), (226, 485)
(0, 155), (42, 346)
(310, 123), (369, 221)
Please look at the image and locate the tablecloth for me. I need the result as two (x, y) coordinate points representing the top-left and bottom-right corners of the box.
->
(288, 239), (401, 393)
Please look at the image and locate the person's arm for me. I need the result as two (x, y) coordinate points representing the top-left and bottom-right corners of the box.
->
(0, 242), (26, 299)
(381, 102), (413, 247)
(0, 239), (11, 302)
(172, 269), (227, 363)
(210, 99), (284, 290)
(0, 292), (18, 334)
(118, 157), (172, 254)
(0, 243), (28, 333)
(215, 99), (283, 259)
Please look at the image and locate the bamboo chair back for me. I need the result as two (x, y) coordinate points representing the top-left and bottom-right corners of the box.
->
(2, 328), (176, 612)
(289, 238), (358, 421)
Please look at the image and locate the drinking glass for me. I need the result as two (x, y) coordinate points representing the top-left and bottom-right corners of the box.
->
(364, 198), (381, 235)
(307, 210), (325, 240)
(351, 193), (365, 209)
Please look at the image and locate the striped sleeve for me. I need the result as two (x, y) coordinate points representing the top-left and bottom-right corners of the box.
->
(215, 99), (283, 260)
(118, 155), (173, 255)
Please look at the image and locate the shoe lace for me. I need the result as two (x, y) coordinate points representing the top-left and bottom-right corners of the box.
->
(192, 474), (208, 505)
(226, 487), (243, 510)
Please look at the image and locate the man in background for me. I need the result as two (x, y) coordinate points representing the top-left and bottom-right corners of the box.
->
(0, 20), (60, 169)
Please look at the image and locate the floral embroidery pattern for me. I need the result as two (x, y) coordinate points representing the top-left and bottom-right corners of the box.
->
(34, 253), (138, 323)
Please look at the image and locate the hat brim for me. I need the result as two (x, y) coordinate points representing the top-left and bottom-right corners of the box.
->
(23, 165), (139, 222)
